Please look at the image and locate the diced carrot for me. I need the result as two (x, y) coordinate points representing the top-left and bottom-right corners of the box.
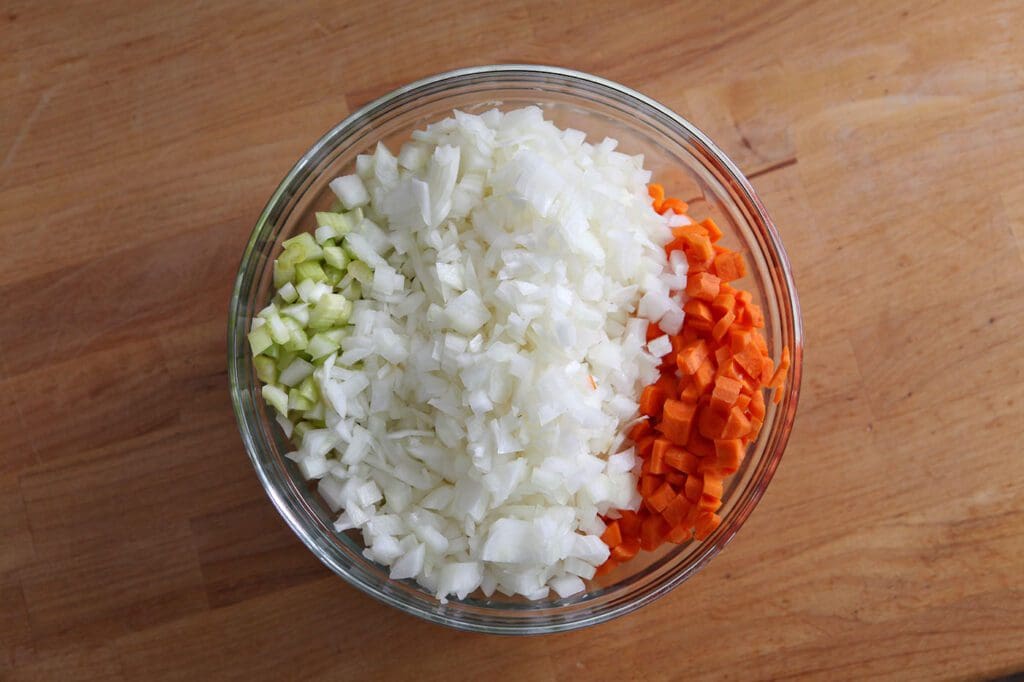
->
(639, 384), (666, 418)
(713, 439), (745, 474)
(751, 332), (768, 355)
(664, 236), (687, 257)
(748, 416), (764, 439)
(679, 381), (701, 403)
(611, 537), (641, 562)
(640, 515), (669, 551)
(749, 389), (766, 420)
(648, 482), (676, 512)
(728, 327), (752, 354)
(660, 399), (696, 444)
(650, 438), (671, 475)
(711, 375), (743, 414)
(640, 474), (661, 498)
(655, 372), (678, 397)
(676, 339), (709, 376)
(700, 217), (723, 242)
(666, 523), (694, 544)
(694, 512), (722, 541)
(683, 474), (703, 503)
(627, 419), (652, 442)
(733, 342), (764, 378)
(734, 393), (751, 412)
(692, 356), (716, 395)
(714, 345), (731, 369)
(711, 309), (736, 341)
(662, 494), (691, 527)
(665, 446), (699, 475)
(769, 346), (792, 391)
(594, 558), (619, 577)
(685, 428), (715, 456)
(685, 271), (721, 302)
(648, 183), (665, 212)
(744, 302), (765, 328)
(618, 509), (642, 538)
(700, 476), (724, 507)
(635, 434), (656, 458)
(601, 520), (623, 548)
(683, 299), (713, 323)
(721, 406), (752, 439)
(661, 197), (688, 214)
(665, 471), (687, 487)
(698, 405), (728, 439)
(711, 292), (736, 316)
(713, 251), (746, 281)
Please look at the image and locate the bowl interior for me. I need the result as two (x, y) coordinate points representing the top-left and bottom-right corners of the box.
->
(228, 66), (801, 634)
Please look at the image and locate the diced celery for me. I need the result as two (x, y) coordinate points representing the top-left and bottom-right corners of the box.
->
(323, 265), (345, 286)
(347, 261), (373, 285)
(304, 402), (325, 421)
(295, 261), (328, 283)
(276, 349), (297, 371)
(298, 375), (320, 403)
(293, 420), (314, 439)
(288, 388), (314, 412)
(257, 302), (278, 319)
(281, 232), (323, 262)
(277, 282), (298, 303)
(263, 343), (280, 359)
(266, 313), (291, 344)
(262, 384), (289, 414)
(273, 260), (295, 288)
(284, 327), (309, 352)
(322, 328), (349, 344)
(323, 245), (350, 271)
(314, 225), (335, 245)
(307, 332), (341, 360)
(341, 281), (361, 301)
(248, 325), (273, 355)
(349, 207), (364, 223)
(281, 302), (310, 327)
(308, 293), (353, 330)
(316, 211), (355, 235)
(253, 356), (278, 384)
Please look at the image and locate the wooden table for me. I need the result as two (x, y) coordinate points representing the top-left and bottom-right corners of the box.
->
(2, 2), (1022, 679)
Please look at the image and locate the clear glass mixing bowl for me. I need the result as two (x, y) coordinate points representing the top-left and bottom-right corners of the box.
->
(228, 65), (802, 634)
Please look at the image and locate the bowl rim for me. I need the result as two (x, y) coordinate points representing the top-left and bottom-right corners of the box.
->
(228, 63), (803, 634)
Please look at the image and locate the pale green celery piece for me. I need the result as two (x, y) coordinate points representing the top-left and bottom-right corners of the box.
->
(347, 261), (373, 285)
(307, 332), (341, 359)
(315, 211), (354, 234)
(281, 302), (310, 327)
(322, 328), (349, 344)
(293, 420), (314, 439)
(324, 265), (345, 286)
(253, 356), (278, 384)
(303, 403), (325, 421)
(298, 375), (320, 403)
(276, 349), (297, 370)
(267, 313), (291, 345)
(248, 326), (273, 355)
(295, 261), (328, 283)
(308, 293), (353, 330)
(273, 260), (295, 289)
(263, 343), (280, 360)
(328, 198), (345, 213)
(321, 238), (337, 248)
(341, 281), (362, 301)
(257, 302), (278, 319)
(288, 388), (314, 412)
(277, 281), (298, 303)
(349, 207), (364, 223)
(284, 326), (309, 352)
(262, 384), (289, 415)
(282, 232), (323, 262)
(323, 245), (350, 271)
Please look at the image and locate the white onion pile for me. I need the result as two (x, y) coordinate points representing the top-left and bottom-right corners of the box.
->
(287, 106), (685, 601)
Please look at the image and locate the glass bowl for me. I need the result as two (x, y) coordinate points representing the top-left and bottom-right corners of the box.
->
(228, 65), (802, 634)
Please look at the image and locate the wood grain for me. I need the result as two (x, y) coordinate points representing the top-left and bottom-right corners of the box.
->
(2, 1), (1023, 679)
